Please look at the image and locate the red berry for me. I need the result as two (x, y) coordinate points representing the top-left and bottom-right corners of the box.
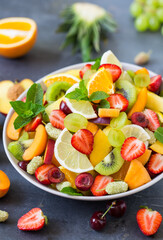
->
(106, 200), (127, 218)
(148, 75), (162, 93)
(25, 114), (42, 132)
(121, 137), (146, 161)
(99, 64), (122, 82)
(35, 164), (54, 185)
(107, 93), (129, 112)
(90, 211), (106, 231)
(75, 173), (94, 191)
(71, 129), (94, 155)
(131, 112), (149, 128)
(49, 110), (66, 130)
(144, 109), (160, 131)
(148, 153), (163, 174)
(48, 167), (65, 183)
(79, 64), (92, 79)
(60, 100), (72, 115)
(91, 175), (113, 196)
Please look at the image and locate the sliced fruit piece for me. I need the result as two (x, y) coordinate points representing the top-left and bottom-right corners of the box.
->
(110, 112), (128, 129)
(45, 123), (62, 140)
(105, 181), (128, 194)
(89, 117), (110, 125)
(148, 75), (162, 93)
(118, 70), (133, 83)
(54, 129), (93, 173)
(0, 17), (37, 58)
(99, 64), (122, 82)
(121, 124), (150, 142)
(71, 129), (94, 155)
(45, 96), (65, 116)
(27, 156), (43, 175)
(137, 149), (152, 166)
(44, 139), (55, 164)
(65, 83), (97, 119)
(135, 67), (149, 75)
(103, 125), (111, 136)
(134, 74), (150, 87)
(111, 161), (131, 180)
(148, 153), (163, 174)
(128, 87), (147, 119)
(59, 166), (77, 189)
(75, 172), (94, 191)
(90, 129), (112, 166)
(121, 137), (146, 161)
(145, 128), (156, 145)
(17, 208), (46, 231)
(59, 100), (72, 115)
(136, 207), (162, 236)
(35, 164), (54, 185)
(90, 175), (114, 196)
(144, 109), (160, 131)
(87, 122), (98, 135)
(107, 129), (125, 147)
(83, 69), (96, 86)
(131, 112), (149, 128)
(150, 141), (163, 154)
(0, 170), (10, 198)
(46, 81), (71, 102)
(100, 50), (122, 69)
(124, 159), (151, 189)
(25, 114), (42, 132)
(107, 94), (129, 112)
(87, 67), (114, 96)
(115, 80), (137, 110)
(98, 108), (120, 118)
(146, 91), (163, 112)
(64, 113), (88, 132)
(156, 111), (163, 123)
(52, 154), (60, 167)
(79, 64), (92, 79)
(0, 80), (14, 115)
(7, 112), (22, 140)
(65, 69), (80, 79)
(49, 110), (66, 130)
(19, 78), (33, 90)
(95, 148), (124, 175)
(23, 125), (48, 161)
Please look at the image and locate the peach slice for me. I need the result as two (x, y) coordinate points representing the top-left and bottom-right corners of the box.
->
(59, 166), (77, 189)
(44, 139), (55, 164)
(137, 149), (152, 166)
(86, 122), (98, 135)
(23, 124), (48, 161)
(98, 108), (120, 118)
(0, 80), (14, 115)
(7, 112), (22, 140)
(0, 170), (10, 198)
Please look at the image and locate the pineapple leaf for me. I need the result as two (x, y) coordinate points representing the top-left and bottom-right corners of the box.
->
(92, 23), (100, 52)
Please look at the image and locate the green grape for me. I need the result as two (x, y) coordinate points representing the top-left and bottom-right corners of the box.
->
(130, 2), (143, 17)
(108, 129), (126, 147)
(148, 15), (161, 31)
(135, 14), (149, 32)
(110, 112), (128, 129)
(134, 73), (150, 87)
(158, 0), (163, 6)
(127, 70), (135, 80)
(64, 113), (88, 132)
(146, 0), (159, 8)
(156, 8), (163, 22)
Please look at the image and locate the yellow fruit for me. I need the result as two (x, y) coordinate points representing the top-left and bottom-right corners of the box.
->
(45, 96), (65, 116)
(103, 125), (111, 136)
(87, 122), (98, 135)
(156, 111), (163, 123)
(135, 67), (149, 75)
(111, 161), (131, 180)
(44, 73), (80, 87)
(59, 166), (77, 189)
(90, 129), (112, 166)
(146, 91), (163, 112)
(136, 149), (152, 166)
(150, 141), (163, 154)
(98, 108), (120, 118)
(65, 69), (81, 79)
(0, 17), (37, 58)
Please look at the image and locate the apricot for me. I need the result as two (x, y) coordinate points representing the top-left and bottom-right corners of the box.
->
(0, 170), (10, 198)
(7, 112), (22, 140)
(86, 122), (98, 135)
(23, 124), (48, 161)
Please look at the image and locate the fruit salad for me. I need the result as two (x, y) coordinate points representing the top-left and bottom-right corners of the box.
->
(6, 50), (163, 197)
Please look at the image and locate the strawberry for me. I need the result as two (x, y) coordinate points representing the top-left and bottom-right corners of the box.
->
(91, 175), (113, 196)
(21, 97), (26, 102)
(147, 75), (162, 93)
(79, 64), (92, 79)
(144, 109), (160, 131)
(49, 110), (66, 130)
(25, 114), (42, 132)
(148, 153), (163, 174)
(107, 94), (129, 112)
(99, 64), (122, 82)
(136, 207), (162, 236)
(71, 129), (94, 155)
(121, 137), (146, 161)
(35, 164), (54, 185)
(17, 208), (47, 231)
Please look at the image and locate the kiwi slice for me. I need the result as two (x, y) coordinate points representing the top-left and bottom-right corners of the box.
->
(46, 81), (71, 102)
(95, 148), (124, 176)
(115, 80), (137, 111)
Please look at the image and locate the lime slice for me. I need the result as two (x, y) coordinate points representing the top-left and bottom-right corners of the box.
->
(54, 128), (93, 173)
(65, 83), (97, 119)
(100, 50), (122, 69)
(121, 124), (150, 142)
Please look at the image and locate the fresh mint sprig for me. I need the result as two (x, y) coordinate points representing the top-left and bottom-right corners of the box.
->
(61, 187), (83, 196)
(154, 127), (163, 143)
(91, 57), (101, 70)
(10, 83), (45, 130)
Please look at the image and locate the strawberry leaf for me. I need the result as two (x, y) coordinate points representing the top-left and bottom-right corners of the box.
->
(154, 127), (163, 143)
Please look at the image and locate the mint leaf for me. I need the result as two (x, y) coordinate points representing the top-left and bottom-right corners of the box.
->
(10, 101), (29, 116)
(61, 187), (83, 196)
(65, 80), (89, 101)
(154, 127), (163, 143)
(91, 58), (101, 70)
(26, 83), (44, 105)
(65, 88), (83, 100)
(98, 99), (110, 109)
(32, 104), (45, 116)
(14, 116), (32, 129)
(79, 79), (88, 96)
(89, 91), (109, 102)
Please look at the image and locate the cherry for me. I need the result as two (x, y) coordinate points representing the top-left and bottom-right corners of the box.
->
(48, 167), (65, 183)
(75, 173), (94, 191)
(18, 161), (29, 171)
(60, 101), (72, 115)
(106, 200), (126, 218)
(90, 211), (106, 231)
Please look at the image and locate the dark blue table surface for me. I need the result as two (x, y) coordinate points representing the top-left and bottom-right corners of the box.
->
(0, 0), (163, 239)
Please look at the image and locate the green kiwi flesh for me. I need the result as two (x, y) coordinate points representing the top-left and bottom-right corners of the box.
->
(46, 81), (71, 102)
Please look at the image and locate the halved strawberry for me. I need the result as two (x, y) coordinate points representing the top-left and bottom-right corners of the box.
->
(136, 207), (162, 236)
(107, 94), (129, 112)
(99, 64), (122, 82)
(71, 129), (94, 155)
(17, 208), (47, 231)
(79, 64), (92, 79)
(49, 110), (66, 130)
(147, 75), (162, 93)
(144, 109), (160, 131)
(35, 164), (54, 185)
(121, 137), (146, 161)
(148, 153), (163, 174)
(25, 114), (42, 132)
(90, 175), (113, 196)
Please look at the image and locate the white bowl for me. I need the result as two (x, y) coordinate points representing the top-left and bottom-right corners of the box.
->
(3, 62), (163, 201)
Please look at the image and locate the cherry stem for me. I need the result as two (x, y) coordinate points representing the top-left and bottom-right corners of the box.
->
(101, 202), (114, 219)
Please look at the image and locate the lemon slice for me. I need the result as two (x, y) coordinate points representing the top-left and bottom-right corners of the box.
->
(121, 124), (150, 142)
(54, 128), (93, 173)
(65, 83), (97, 119)
(100, 50), (122, 69)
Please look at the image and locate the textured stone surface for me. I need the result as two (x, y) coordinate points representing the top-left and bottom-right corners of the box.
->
(0, 0), (163, 239)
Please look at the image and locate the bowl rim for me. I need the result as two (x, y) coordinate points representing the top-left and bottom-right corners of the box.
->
(3, 62), (163, 201)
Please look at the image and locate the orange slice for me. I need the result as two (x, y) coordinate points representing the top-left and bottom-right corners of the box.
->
(87, 67), (114, 96)
(0, 17), (37, 58)
(43, 73), (80, 87)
